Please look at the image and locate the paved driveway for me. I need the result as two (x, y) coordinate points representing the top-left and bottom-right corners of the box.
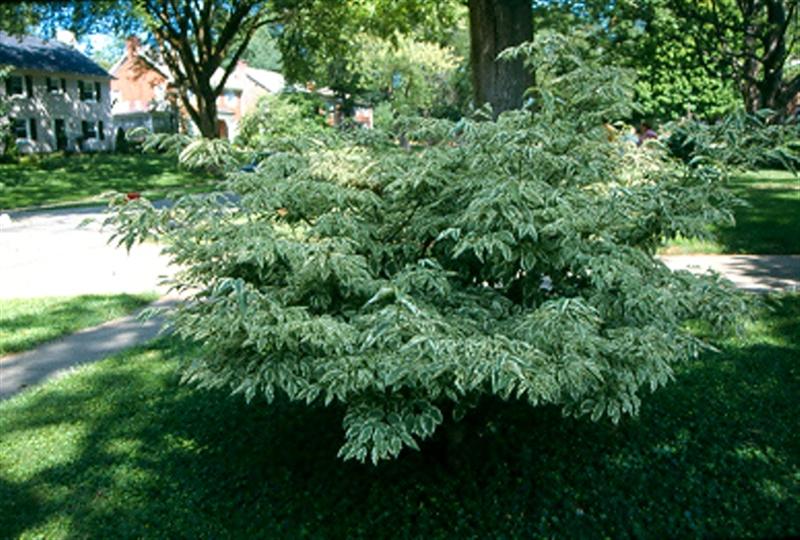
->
(0, 206), (174, 299)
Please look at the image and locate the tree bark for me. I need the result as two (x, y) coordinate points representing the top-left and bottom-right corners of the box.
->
(468, 0), (533, 117)
(733, 0), (798, 119)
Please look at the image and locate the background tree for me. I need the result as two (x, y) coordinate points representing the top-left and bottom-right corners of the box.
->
(355, 32), (462, 117)
(468, 0), (533, 114)
(528, 0), (741, 121)
(666, 0), (800, 119)
(242, 25), (283, 71)
(134, 0), (274, 138)
(0, 65), (18, 163)
(274, 0), (532, 115)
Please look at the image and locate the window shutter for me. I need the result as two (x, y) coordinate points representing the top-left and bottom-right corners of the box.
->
(95, 82), (101, 101)
(61, 78), (67, 92)
(25, 75), (33, 97)
(29, 118), (37, 141)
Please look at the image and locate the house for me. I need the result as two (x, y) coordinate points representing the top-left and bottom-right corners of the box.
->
(204, 60), (287, 140)
(110, 37), (286, 141)
(108, 37), (179, 136)
(0, 31), (113, 153)
(109, 36), (373, 140)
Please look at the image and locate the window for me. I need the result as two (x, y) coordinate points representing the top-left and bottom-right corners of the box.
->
(94, 82), (101, 101)
(25, 75), (33, 97)
(47, 77), (67, 94)
(5, 75), (24, 96)
(12, 119), (27, 138)
(78, 81), (93, 101)
(28, 118), (38, 141)
(98, 121), (105, 140)
(46, 77), (62, 93)
(81, 120), (97, 139)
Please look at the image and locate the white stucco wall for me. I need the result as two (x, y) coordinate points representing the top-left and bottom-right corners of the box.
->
(1, 68), (112, 153)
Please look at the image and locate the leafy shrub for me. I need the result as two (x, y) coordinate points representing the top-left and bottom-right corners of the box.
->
(110, 44), (750, 465)
(666, 110), (800, 171)
(236, 92), (328, 151)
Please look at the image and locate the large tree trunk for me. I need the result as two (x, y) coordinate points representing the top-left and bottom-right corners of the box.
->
(194, 88), (221, 139)
(736, 0), (799, 120)
(468, 0), (533, 117)
(177, 85), (220, 139)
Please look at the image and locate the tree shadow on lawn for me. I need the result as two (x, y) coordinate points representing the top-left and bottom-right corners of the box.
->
(716, 181), (800, 255)
(0, 300), (798, 539)
(0, 295), (152, 356)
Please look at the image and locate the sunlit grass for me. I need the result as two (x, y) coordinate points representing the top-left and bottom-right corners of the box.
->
(0, 153), (215, 211)
(0, 294), (158, 356)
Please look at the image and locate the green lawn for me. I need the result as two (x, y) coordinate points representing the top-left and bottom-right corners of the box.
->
(663, 170), (800, 255)
(0, 294), (158, 356)
(1, 296), (797, 538)
(0, 153), (214, 211)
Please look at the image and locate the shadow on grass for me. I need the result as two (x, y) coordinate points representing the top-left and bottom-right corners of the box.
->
(0, 294), (154, 356)
(1, 299), (798, 538)
(716, 175), (800, 255)
(662, 172), (800, 255)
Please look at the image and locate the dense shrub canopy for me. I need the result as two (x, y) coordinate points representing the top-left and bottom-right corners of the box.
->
(111, 49), (750, 464)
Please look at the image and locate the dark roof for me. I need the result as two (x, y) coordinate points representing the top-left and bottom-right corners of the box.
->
(0, 31), (110, 77)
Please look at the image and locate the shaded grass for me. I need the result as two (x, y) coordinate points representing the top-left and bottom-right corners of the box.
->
(0, 294), (158, 356)
(0, 296), (798, 539)
(662, 170), (800, 254)
(0, 153), (214, 211)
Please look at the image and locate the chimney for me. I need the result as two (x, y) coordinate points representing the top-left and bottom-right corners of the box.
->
(126, 36), (141, 59)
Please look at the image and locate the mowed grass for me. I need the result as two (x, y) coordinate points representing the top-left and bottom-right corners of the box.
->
(663, 170), (800, 254)
(0, 296), (798, 538)
(0, 294), (158, 356)
(0, 153), (214, 211)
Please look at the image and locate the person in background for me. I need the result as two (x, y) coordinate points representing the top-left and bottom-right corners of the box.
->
(637, 122), (658, 145)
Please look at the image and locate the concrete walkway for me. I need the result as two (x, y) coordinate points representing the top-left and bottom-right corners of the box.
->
(1, 204), (178, 400)
(0, 296), (176, 400)
(660, 254), (800, 293)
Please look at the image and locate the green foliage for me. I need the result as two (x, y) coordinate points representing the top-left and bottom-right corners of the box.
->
(0, 65), (18, 165)
(235, 93), (328, 150)
(275, 0), (462, 97)
(242, 25), (283, 71)
(607, 0), (740, 121)
(132, 128), (240, 176)
(530, 0), (740, 121)
(666, 110), (800, 172)
(110, 43), (751, 464)
(355, 32), (461, 117)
